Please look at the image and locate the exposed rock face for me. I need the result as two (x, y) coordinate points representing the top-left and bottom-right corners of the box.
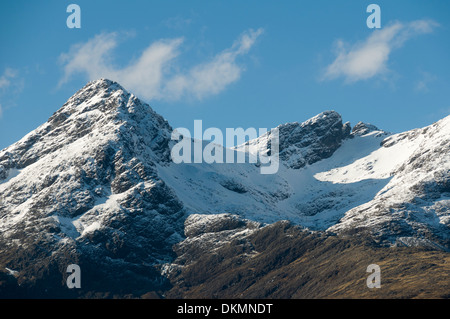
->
(239, 110), (352, 169)
(351, 121), (383, 136)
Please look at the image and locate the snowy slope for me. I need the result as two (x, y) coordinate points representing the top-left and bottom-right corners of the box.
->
(158, 112), (449, 248)
(328, 115), (450, 248)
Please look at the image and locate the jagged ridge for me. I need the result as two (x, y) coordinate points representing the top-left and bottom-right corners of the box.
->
(0, 79), (449, 298)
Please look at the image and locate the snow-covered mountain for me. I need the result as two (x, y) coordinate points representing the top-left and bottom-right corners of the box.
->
(161, 105), (449, 249)
(0, 79), (449, 297)
(0, 79), (185, 296)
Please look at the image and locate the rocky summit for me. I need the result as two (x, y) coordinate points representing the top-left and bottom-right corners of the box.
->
(0, 79), (449, 298)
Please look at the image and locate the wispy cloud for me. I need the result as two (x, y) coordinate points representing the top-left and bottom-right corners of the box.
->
(0, 68), (18, 90)
(163, 16), (193, 30)
(415, 71), (437, 92)
(59, 28), (263, 101)
(58, 32), (182, 100)
(164, 28), (264, 100)
(0, 68), (22, 119)
(322, 20), (438, 83)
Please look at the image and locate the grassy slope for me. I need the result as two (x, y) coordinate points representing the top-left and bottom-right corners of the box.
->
(166, 222), (450, 299)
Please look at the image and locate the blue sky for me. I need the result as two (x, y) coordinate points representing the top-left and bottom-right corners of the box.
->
(1, 0), (449, 150)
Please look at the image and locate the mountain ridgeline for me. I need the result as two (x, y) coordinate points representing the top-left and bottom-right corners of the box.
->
(0, 79), (449, 298)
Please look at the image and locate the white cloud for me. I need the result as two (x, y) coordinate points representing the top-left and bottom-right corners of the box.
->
(164, 28), (264, 100)
(323, 20), (438, 83)
(59, 32), (119, 85)
(59, 28), (263, 101)
(59, 32), (183, 100)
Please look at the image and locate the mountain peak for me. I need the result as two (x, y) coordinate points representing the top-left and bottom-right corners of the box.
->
(0, 79), (173, 175)
(84, 78), (124, 91)
(301, 110), (341, 127)
(86, 78), (128, 95)
(351, 121), (382, 136)
(278, 110), (350, 168)
(60, 78), (129, 114)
